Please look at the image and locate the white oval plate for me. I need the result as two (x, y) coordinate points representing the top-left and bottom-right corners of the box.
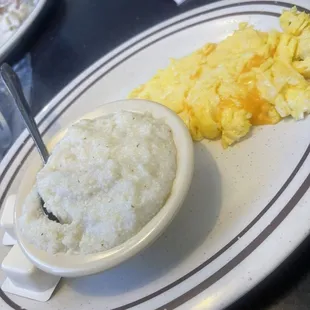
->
(0, 0), (47, 62)
(0, 0), (309, 309)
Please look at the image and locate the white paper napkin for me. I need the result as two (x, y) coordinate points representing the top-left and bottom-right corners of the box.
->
(173, 0), (187, 5)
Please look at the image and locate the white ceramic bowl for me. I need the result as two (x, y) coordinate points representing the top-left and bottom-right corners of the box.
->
(14, 99), (194, 277)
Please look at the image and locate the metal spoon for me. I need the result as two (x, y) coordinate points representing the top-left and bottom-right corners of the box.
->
(1, 63), (60, 223)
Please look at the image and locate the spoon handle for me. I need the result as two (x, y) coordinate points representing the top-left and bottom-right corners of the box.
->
(0, 63), (49, 164)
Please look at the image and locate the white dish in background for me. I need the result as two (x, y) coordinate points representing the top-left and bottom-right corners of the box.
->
(14, 99), (194, 277)
(0, 0), (309, 309)
(0, 0), (47, 62)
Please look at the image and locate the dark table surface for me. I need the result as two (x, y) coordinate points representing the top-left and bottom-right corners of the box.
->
(5, 0), (310, 309)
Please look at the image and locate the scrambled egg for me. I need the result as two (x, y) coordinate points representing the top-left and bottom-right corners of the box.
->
(129, 8), (310, 148)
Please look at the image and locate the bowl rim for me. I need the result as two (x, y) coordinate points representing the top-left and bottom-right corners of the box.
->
(14, 99), (194, 277)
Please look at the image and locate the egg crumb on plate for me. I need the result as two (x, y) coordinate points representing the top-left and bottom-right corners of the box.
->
(129, 7), (310, 148)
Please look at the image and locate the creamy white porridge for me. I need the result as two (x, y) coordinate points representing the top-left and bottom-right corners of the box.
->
(19, 111), (177, 254)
